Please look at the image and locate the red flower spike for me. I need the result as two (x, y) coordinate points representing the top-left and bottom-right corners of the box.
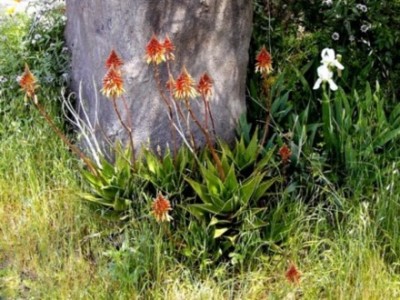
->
(145, 34), (166, 65)
(285, 263), (301, 284)
(19, 63), (38, 99)
(105, 49), (124, 69)
(174, 66), (199, 100)
(279, 144), (292, 163)
(197, 73), (213, 99)
(255, 46), (273, 76)
(101, 67), (125, 99)
(152, 193), (172, 223)
(163, 35), (175, 61)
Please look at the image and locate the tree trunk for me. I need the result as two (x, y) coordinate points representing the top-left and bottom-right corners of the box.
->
(65, 0), (253, 154)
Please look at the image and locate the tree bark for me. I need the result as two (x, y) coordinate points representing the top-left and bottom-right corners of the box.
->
(65, 0), (253, 153)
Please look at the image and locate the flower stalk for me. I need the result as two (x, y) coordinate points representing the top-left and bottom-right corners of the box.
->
(185, 98), (225, 181)
(101, 50), (136, 164)
(19, 64), (98, 175)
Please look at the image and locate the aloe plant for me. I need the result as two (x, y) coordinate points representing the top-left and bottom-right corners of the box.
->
(185, 132), (281, 254)
(80, 146), (140, 212)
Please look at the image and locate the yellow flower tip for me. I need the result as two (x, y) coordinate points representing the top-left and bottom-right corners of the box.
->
(6, 6), (16, 15)
(145, 34), (166, 65)
(105, 49), (124, 69)
(163, 35), (175, 61)
(19, 64), (38, 99)
(197, 73), (213, 99)
(174, 66), (199, 100)
(101, 67), (125, 99)
(151, 193), (172, 223)
(255, 46), (273, 76)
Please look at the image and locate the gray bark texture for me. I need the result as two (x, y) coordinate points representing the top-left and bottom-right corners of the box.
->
(65, 0), (253, 153)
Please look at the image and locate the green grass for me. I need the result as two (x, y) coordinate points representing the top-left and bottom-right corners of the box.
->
(1, 125), (399, 298)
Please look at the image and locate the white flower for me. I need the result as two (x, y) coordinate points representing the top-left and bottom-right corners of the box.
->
(320, 48), (344, 70)
(356, 4), (368, 12)
(313, 65), (338, 91)
(360, 24), (371, 33)
(322, 0), (333, 6)
(331, 32), (340, 40)
(0, 76), (8, 83)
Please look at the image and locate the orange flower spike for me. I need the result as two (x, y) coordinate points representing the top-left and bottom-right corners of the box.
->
(285, 263), (301, 284)
(152, 193), (173, 223)
(101, 67), (125, 99)
(279, 144), (292, 163)
(174, 66), (199, 100)
(255, 46), (273, 76)
(163, 35), (175, 61)
(145, 34), (166, 65)
(105, 49), (124, 69)
(197, 73), (213, 99)
(19, 63), (38, 99)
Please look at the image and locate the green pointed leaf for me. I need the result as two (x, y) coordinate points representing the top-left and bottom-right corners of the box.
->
(213, 228), (229, 239)
(252, 177), (280, 201)
(373, 127), (400, 148)
(79, 193), (115, 208)
(240, 173), (263, 206)
(224, 164), (239, 191)
(186, 178), (212, 205)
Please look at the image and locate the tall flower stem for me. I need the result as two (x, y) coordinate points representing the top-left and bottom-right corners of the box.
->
(34, 99), (98, 175)
(201, 95), (216, 138)
(321, 86), (336, 151)
(259, 79), (272, 151)
(112, 97), (136, 166)
(152, 64), (178, 157)
(185, 99), (225, 180)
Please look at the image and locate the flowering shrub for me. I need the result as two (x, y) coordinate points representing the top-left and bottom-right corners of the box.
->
(26, 1), (69, 88)
(253, 0), (400, 99)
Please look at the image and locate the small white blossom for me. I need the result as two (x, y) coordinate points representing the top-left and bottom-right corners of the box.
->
(0, 76), (8, 83)
(313, 65), (338, 91)
(356, 4), (368, 12)
(331, 32), (340, 40)
(320, 48), (344, 70)
(322, 0), (333, 6)
(34, 33), (42, 40)
(360, 24), (371, 33)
